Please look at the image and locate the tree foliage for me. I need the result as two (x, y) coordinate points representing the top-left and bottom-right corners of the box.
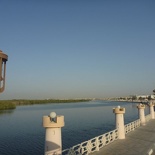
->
(132, 95), (137, 101)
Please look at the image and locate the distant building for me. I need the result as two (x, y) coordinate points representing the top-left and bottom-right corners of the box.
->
(150, 95), (155, 99)
(136, 95), (155, 100)
(137, 95), (148, 99)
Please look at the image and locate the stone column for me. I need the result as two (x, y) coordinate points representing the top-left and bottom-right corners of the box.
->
(43, 112), (65, 155)
(137, 104), (146, 125)
(149, 101), (155, 119)
(113, 106), (125, 139)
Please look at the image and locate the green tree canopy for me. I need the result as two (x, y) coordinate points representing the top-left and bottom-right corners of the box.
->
(132, 95), (137, 101)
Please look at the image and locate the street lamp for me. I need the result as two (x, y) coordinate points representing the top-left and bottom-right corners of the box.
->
(0, 50), (8, 93)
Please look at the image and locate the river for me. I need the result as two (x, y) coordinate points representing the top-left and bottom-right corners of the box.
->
(0, 101), (149, 155)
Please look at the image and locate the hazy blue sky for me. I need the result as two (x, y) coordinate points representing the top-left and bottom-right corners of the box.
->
(0, 1), (155, 99)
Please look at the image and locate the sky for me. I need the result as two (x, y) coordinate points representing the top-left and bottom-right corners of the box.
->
(0, 1), (155, 100)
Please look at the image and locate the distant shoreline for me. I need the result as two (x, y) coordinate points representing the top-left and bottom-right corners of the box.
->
(0, 99), (91, 110)
(0, 99), (151, 110)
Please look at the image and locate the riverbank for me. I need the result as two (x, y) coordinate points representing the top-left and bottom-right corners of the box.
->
(0, 99), (91, 110)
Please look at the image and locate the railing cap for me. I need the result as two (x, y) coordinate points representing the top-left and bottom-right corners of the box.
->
(137, 104), (145, 109)
(113, 107), (125, 114)
(43, 115), (65, 128)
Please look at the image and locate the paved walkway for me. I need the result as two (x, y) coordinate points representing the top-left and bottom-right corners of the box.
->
(91, 119), (155, 155)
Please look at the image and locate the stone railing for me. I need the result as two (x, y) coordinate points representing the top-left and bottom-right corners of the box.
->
(62, 113), (153, 155)
(62, 129), (118, 155)
(124, 119), (140, 134)
(43, 103), (155, 155)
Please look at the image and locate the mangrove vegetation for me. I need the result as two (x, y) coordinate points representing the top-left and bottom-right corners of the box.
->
(0, 99), (91, 110)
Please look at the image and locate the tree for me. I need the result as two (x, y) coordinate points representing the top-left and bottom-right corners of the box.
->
(132, 95), (137, 101)
(153, 89), (155, 95)
(139, 97), (143, 102)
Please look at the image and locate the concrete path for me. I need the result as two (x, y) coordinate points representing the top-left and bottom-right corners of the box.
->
(91, 119), (155, 155)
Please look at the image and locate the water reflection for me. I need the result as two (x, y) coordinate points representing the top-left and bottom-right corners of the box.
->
(0, 109), (15, 115)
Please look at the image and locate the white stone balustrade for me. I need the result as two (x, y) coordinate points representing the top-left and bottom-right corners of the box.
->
(62, 129), (118, 155)
(62, 113), (152, 155)
(125, 119), (141, 134)
(42, 103), (155, 155)
(62, 104), (155, 155)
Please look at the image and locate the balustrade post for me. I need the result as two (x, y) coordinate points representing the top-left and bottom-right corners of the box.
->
(43, 112), (65, 155)
(149, 101), (155, 119)
(137, 104), (146, 125)
(95, 137), (99, 151)
(113, 106), (125, 139)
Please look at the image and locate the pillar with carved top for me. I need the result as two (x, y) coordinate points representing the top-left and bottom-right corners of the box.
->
(43, 112), (65, 155)
(137, 104), (146, 125)
(149, 101), (155, 119)
(113, 106), (125, 139)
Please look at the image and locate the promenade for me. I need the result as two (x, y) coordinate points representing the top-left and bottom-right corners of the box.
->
(91, 119), (155, 155)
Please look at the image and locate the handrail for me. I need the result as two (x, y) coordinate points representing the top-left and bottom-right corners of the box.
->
(62, 129), (118, 155)
(125, 119), (140, 134)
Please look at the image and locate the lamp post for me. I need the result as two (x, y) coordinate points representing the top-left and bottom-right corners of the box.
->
(0, 50), (8, 93)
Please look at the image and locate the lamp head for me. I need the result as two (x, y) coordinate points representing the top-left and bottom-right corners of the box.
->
(50, 112), (57, 119)
(0, 50), (8, 62)
(0, 50), (8, 93)
(50, 112), (57, 122)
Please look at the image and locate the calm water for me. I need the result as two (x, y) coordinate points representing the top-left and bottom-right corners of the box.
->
(0, 101), (149, 155)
